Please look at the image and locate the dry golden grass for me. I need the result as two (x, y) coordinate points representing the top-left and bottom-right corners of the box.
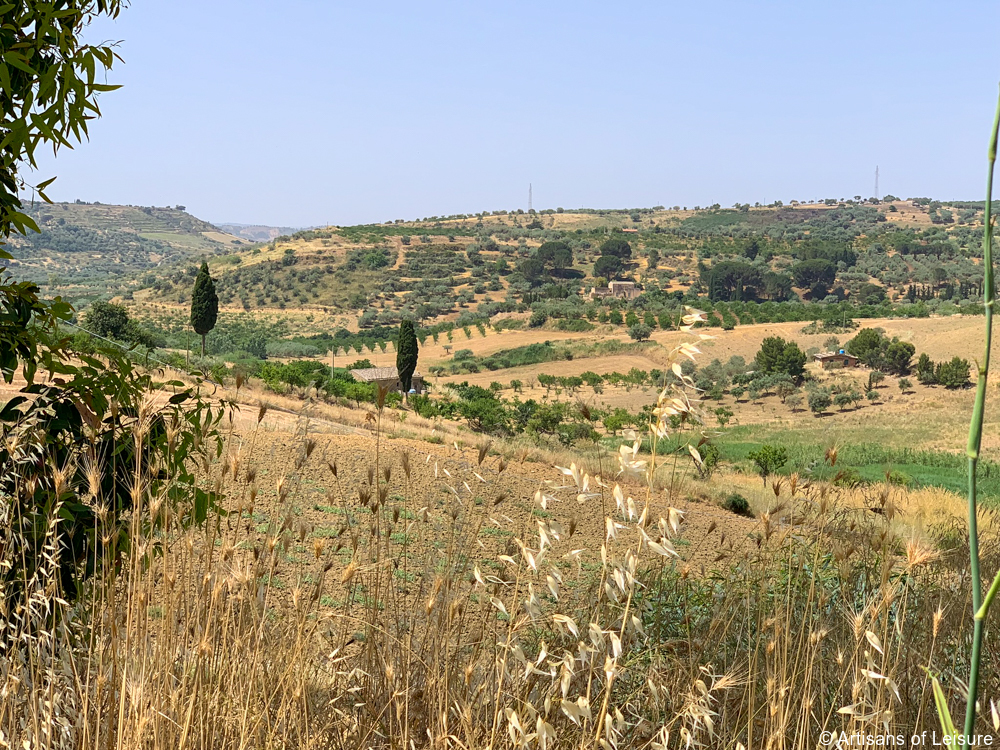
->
(5, 385), (998, 748)
(416, 313), (998, 373)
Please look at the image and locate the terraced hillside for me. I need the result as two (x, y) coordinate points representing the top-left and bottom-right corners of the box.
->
(130, 198), (994, 338)
(6, 202), (243, 296)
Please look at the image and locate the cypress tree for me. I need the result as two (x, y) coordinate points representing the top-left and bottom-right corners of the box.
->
(190, 261), (219, 356)
(395, 319), (419, 395)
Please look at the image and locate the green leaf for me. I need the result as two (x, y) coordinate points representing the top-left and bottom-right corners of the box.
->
(2, 51), (36, 74)
(10, 211), (39, 235)
(930, 673), (958, 741)
(0, 396), (28, 421)
(193, 488), (210, 525)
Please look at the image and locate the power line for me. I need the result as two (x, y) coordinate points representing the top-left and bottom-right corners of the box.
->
(60, 319), (221, 385)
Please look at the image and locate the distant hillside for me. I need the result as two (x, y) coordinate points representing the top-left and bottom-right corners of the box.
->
(126, 198), (992, 341)
(216, 223), (303, 243)
(6, 201), (244, 293)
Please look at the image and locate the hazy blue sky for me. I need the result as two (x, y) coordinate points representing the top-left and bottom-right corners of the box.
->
(30, 1), (1000, 227)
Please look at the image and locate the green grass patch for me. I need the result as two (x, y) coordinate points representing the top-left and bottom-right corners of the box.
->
(717, 426), (1000, 500)
(479, 526), (513, 538)
(312, 526), (342, 539)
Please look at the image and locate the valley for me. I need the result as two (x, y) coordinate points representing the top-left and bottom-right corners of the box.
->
(7, 196), (1000, 748)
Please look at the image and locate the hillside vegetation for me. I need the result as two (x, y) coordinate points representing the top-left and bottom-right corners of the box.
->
(113, 198), (991, 337)
(7, 201), (243, 294)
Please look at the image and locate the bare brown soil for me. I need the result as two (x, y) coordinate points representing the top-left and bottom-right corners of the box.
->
(222, 419), (760, 612)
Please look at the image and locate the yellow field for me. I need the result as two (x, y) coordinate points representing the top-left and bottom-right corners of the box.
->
(416, 314), (1000, 460)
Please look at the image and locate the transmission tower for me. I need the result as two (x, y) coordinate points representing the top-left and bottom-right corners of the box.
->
(528, 183), (532, 212)
(874, 166), (879, 202)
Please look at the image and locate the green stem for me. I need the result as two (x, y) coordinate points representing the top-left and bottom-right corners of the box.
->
(976, 568), (1000, 621)
(964, 84), (1000, 742)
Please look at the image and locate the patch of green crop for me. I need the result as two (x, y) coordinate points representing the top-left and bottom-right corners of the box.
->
(717, 427), (1000, 501)
(479, 526), (512, 538)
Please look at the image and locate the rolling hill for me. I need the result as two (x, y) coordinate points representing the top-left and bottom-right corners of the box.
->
(122, 198), (991, 337)
(5, 201), (244, 297)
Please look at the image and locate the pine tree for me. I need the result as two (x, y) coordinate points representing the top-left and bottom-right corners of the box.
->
(190, 261), (219, 356)
(396, 319), (419, 395)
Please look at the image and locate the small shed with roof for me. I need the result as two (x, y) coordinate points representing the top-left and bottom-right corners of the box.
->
(349, 366), (425, 393)
(813, 350), (859, 369)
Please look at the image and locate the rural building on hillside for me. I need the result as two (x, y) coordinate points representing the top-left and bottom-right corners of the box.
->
(621, 228), (639, 234)
(813, 351), (859, 369)
(587, 280), (640, 301)
(350, 366), (425, 393)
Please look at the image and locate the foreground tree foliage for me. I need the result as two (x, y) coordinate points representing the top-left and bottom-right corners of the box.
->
(1, 0), (224, 630)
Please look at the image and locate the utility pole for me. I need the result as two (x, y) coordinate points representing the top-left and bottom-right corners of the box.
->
(874, 166), (879, 202)
(528, 184), (532, 212)
(330, 348), (335, 380)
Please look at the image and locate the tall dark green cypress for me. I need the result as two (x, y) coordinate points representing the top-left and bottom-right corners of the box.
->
(190, 261), (218, 356)
(395, 319), (419, 394)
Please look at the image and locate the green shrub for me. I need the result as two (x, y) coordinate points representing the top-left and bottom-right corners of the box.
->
(747, 444), (788, 484)
(754, 336), (807, 380)
(808, 390), (831, 414)
(886, 469), (913, 487)
(832, 468), (864, 488)
(936, 356), (971, 388)
(722, 493), (752, 517)
(555, 318), (594, 332)
(628, 323), (652, 341)
(693, 442), (721, 479)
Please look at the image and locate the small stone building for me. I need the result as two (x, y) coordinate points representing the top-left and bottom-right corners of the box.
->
(350, 366), (425, 394)
(813, 351), (859, 369)
(587, 280), (640, 301)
